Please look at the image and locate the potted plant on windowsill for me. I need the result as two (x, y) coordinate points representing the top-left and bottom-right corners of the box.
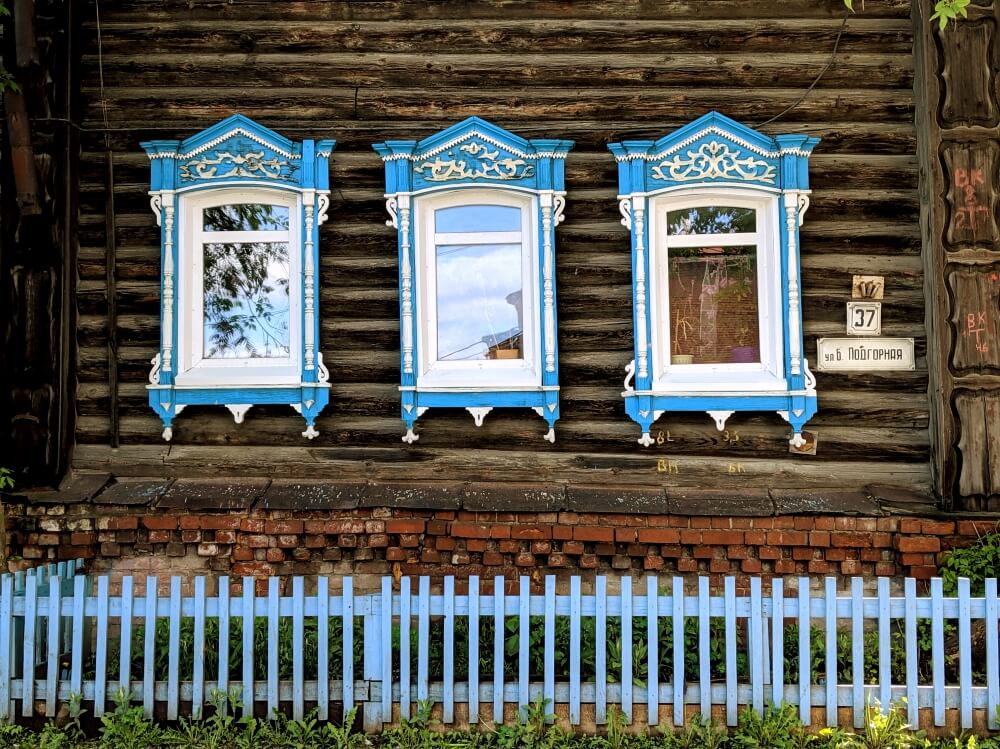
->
(731, 325), (757, 363)
(672, 316), (695, 365)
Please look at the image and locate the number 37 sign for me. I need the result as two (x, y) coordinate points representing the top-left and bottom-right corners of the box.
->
(846, 301), (881, 336)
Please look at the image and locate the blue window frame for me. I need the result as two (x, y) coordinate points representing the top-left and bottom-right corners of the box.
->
(142, 114), (335, 441)
(374, 117), (573, 444)
(609, 112), (819, 449)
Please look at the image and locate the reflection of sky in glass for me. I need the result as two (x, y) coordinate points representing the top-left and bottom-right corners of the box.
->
(436, 243), (522, 361)
(436, 204), (520, 233)
(204, 204), (289, 232)
(667, 206), (755, 235)
(203, 242), (290, 359)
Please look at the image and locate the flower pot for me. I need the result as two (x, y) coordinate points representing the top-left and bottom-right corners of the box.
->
(491, 349), (520, 360)
(730, 346), (757, 363)
(671, 354), (694, 365)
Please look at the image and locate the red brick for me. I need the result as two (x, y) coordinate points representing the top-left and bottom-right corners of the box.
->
(874, 562), (897, 576)
(181, 530), (202, 543)
(233, 562), (274, 577)
(957, 520), (998, 536)
(338, 534), (358, 548)
(246, 534), (269, 548)
(531, 541), (552, 555)
(148, 530), (171, 544)
(108, 517), (138, 530)
(515, 552), (535, 567)
(198, 516), (242, 531)
(511, 525), (551, 540)
(741, 559), (762, 573)
(775, 560), (797, 574)
(692, 546), (715, 559)
(451, 552), (471, 565)
(637, 529), (680, 544)
(386, 519), (426, 534)
(426, 520), (448, 535)
(677, 558), (698, 572)
(769, 531), (808, 546)
(703, 530), (744, 545)
(265, 548), (285, 562)
(919, 520), (953, 535)
(808, 560), (834, 574)
(483, 551), (505, 566)
(830, 532), (870, 547)
(809, 531), (831, 547)
(215, 530), (237, 544)
(744, 530), (766, 545)
(70, 532), (96, 546)
(792, 547), (815, 561)
(644, 556), (665, 571)
(563, 541), (585, 555)
(368, 533), (389, 548)
(841, 560), (863, 575)
(860, 548), (882, 562)
(579, 554), (600, 569)
(855, 518), (878, 533)
(626, 543), (646, 557)
(386, 547), (408, 561)
(552, 526), (573, 541)
(726, 545), (749, 560)
(399, 534), (421, 548)
(304, 535), (327, 549)
(548, 553), (570, 567)
(489, 525), (511, 539)
(679, 530), (702, 545)
(825, 548), (847, 561)
(908, 565), (938, 579)
(758, 546), (781, 560)
(467, 539), (488, 552)
(233, 546), (254, 561)
(899, 518), (923, 533)
(812, 517), (836, 530)
(240, 518), (265, 533)
(276, 534), (299, 548)
(900, 552), (934, 566)
(870, 532), (892, 548)
(37, 533), (59, 546)
(100, 542), (121, 557)
(421, 549), (442, 564)
(574, 526), (614, 543)
(264, 520), (303, 535)
(452, 522), (491, 539)
(142, 517), (177, 531)
(436, 537), (456, 551)
(897, 536), (940, 553)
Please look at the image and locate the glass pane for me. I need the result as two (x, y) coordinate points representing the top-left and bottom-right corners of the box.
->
(203, 204), (289, 232)
(667, 245), (760, 365)
(436, 204), (521, 234)
(203, 242), (290, 359)
(435, 243), (523, 361)
(667, 206), (756, 236)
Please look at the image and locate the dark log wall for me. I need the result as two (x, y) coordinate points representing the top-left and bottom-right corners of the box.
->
(72, 0), (930, 492)
(915, 0), (1000, 509)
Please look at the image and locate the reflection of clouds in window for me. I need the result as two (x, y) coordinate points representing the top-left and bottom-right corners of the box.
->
(436, 204), (520, 233)
(203, 242), (290, 359)
(668, 206), (756, 236)
(436, 243), (522, 361)
(203, 203), (289, 232)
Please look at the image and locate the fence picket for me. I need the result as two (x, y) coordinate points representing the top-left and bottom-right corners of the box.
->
(468, 576), (480, 725)
(218, 577), (230, 708)
(931, 577), (945, 726)
(193, 577), (206, 720)
(958, 577), (972, 729)
(443, 576), (455, 724)
(905, 577), (918, 726)
(544, 575), (556, 721)
(241, 577), (254, 719)
(417, 577), (429, 704)
(698, 576), (710, 719)
(318, 576), (330, 721)
(0, 574), (13, 720)
(986, 578), (999, 730)
(670, 575), (682, 727)
(267, 578), (279, 718)
(400, 576), (411, 720)
(798, 577), (810, 725)
(851, 577), (864, 728)
(569, 575), (581, 725)
(292, 576), (305, 721)
(771, 579), (784, 710)
(343, 577), (355, 717)
(71, 576), (85, 699)
(167, 577), (182, 721)
(119, 576), (133, 699)
(142, 577), (157, 719)
(724, 577), (737, 727)
(494, 576), (504, 723)
(824, 577), (837, 727)
(45, 576), (59, 717)
(877, 577), (890, 712)
(21, 573), (38, 717)
(621, 576), (633, 722)
(518, 576), (529, 713)
(750, 577), (763, 715)
(595, 576), (607, 724)
(646, 576), (659, 727)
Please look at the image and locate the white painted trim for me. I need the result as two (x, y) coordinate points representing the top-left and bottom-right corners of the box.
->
(648, 187), (785, 392)
(398, 385), (559, 392)
(175, 187), (302, 387)
(612, 127), (812, 161)
(414, 188), (541, 389)
(378, 130), (570, 162)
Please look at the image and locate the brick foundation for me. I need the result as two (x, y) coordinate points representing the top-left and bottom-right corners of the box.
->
(4, 499), (996, 591)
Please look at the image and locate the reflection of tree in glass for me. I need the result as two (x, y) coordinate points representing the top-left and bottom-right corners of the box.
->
(668, 206), (754, 236)
(203, 203), (289, 232)
(204, 242), (290, 358)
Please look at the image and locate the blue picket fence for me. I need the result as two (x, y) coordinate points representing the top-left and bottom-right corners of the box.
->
(0, 572), (997, 732)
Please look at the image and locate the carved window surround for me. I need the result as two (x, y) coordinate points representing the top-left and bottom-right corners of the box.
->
(609, 111), (819, 449)
(142, 114), (335, 441)
(375, 117), (573, 444)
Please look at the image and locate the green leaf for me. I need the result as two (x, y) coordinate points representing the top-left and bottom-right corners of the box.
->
(843, 0), (854, 10)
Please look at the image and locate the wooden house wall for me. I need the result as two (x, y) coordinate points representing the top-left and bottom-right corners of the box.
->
(71, 0), (930, 492)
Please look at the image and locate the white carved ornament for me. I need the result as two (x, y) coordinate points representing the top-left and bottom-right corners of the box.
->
(414, 141), (535, 182)
(179, 150), (291, 182)
(148, 353), (162, 385)
(650, 140), (776, 184)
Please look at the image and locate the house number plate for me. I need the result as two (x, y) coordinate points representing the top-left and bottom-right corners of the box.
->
(816, 337), (915, 371)
(846, 301), (881, 336)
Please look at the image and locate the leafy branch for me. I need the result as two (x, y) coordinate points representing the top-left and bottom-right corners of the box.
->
(843, 0), (970, 30)
(0, 1), (16, 94)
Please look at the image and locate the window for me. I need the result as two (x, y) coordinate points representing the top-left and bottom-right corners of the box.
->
(609, 112), (819, 448)
(375, 117), (573, 444)
(142, 115), (335, 441)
